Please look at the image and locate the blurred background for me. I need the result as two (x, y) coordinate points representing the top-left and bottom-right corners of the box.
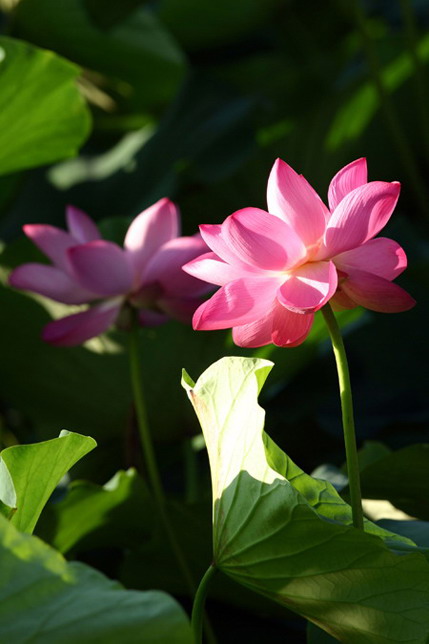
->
(0, 0), (428, 641)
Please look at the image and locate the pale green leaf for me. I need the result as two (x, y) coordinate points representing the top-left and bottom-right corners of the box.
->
(183, 357), (429, 643)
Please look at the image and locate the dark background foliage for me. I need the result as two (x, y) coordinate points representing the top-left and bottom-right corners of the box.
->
(0, 0), (428, 641)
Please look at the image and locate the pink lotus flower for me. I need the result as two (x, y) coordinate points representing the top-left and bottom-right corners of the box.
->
(9, 199), (209, 346)
(183, 158), (415, 348)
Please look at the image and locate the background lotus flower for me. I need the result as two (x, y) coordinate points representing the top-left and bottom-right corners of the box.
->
(9, 199), (209, 346)
(183, 158), (415, 348)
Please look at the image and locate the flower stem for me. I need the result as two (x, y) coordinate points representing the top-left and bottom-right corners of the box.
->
(127, 320), (217, 644)
(321, 304), (364, 530)
(128, 322), (165, 506)
(192, 564), (218, 644)
(128, 322), (195, 590)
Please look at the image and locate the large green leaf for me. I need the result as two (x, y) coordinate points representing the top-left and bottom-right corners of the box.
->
(15, 0), (186, 108)
(0, 37), (90, 176)
(182, 357), (429, 643)
(35, 467), (292, 620)
(0, 514), (192, 643)
(0, 430), (96, 534)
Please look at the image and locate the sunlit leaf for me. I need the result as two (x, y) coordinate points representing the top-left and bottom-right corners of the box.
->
(0, 36), (91, 176)
(183, 357), (429, 642)
(0, 514), (192, 643)
(0, 457), (16, 519)
(0, 430), (96, 534)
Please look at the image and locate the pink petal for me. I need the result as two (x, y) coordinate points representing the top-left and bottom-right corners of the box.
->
(42, 301), (121, 346)
(158, 296), (203, 324)
(199, 224), (260, 271)
(183, 252), (256, 287)
(68, 241), (134, 296)
(340, 269), (416, 313)
(124, 198), (180, 278)
(271, 302), (314, 347)
(23, 224), (77, 272)
(232, 300), (315, 347)
(142, 235), (210, 297)
(321, 181), (401, 258)
(66, 205), (100, 243)
(328, 158), (367, 212)
(192, 276), (281, 330)
(277, 261), (338, 313)
(8, 263), (95, 304)
(266, 158), (328, 247)
(222, 207), (306, 271)
(232, 304), (275, 347)
(334, 237), (407, 280)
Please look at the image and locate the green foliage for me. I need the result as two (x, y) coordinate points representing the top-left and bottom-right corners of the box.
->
(158, 0), (279, 52)
(0, 430), (96, 533)
(359, 444), (429, 521)
(0, 37), (91, 176)
(15, 0), (186, 109)
(0, 456), (16, 519)
(307, 622), (337, 643)
(0, 2), (428, 639)
(0, 279), (132, 472)
(326, 34), (429, 150)
(0, 514), (192, 643)
(37, 468), (151, 554)
(377, 519), (429, 552)
(183, 357), (429, 642)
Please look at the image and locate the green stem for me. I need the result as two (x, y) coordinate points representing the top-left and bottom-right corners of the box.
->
(192, 564), (218, 644)
(321, 304), (364, 530)
(128, 321), (217, 644)
(128, 322), (194, 593)
(128, 322), (165, 506)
